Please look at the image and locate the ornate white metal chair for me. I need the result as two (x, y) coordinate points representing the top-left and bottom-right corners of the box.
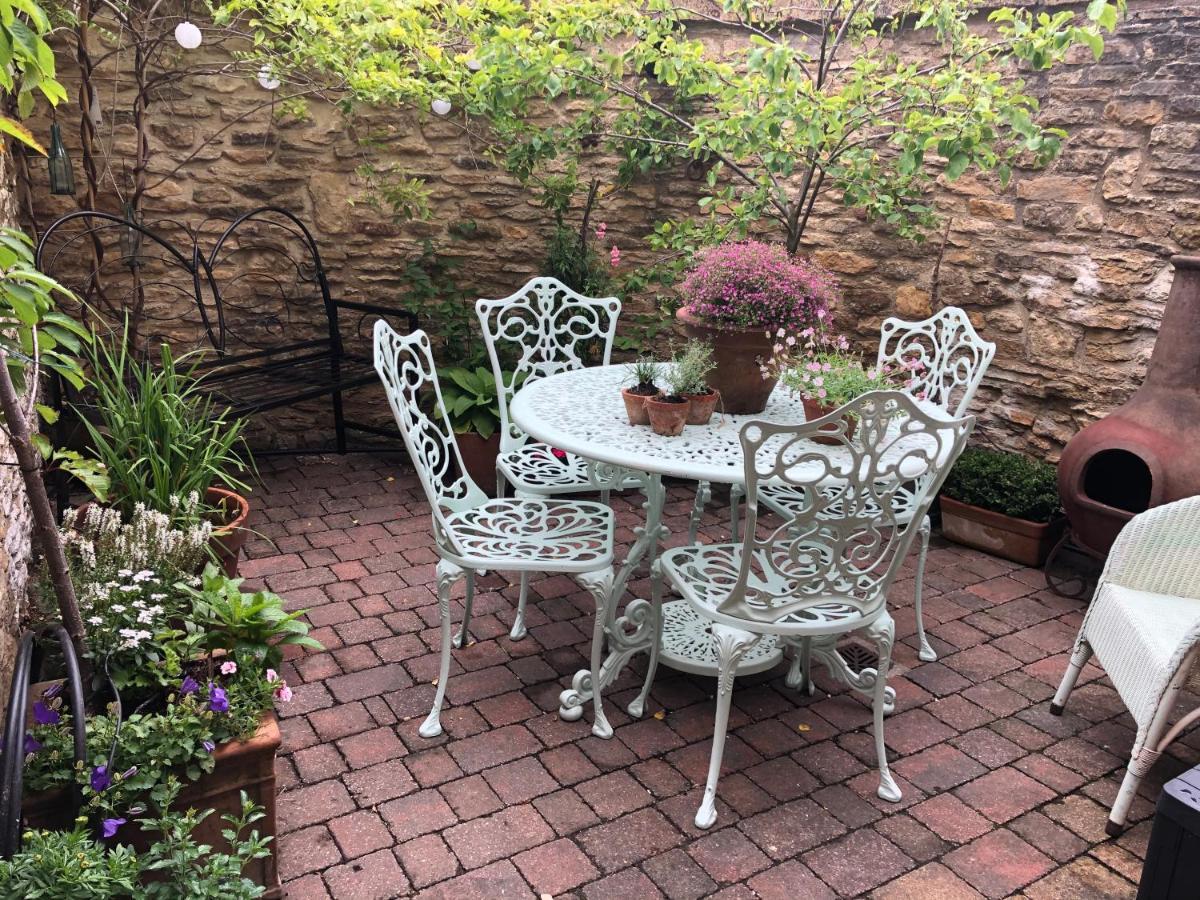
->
(374, 321), (618, 739)
(651, 391), (973, 828)
(755, 307), (995, 662)
(1051, 496), (1200, 836)
(477, 277), (637, 640)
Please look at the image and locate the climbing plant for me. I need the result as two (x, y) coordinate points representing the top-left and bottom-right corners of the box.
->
(218, 0), (1125, 258)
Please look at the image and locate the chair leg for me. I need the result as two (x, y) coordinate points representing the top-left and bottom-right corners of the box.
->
(1050, 639), (1093, 715)
(452, 569), (476, 649)
(914, 515), (936, 662)
(784, 637), (814, 695)
(578, 568), (616, 739)
(495, 463), (506, 500)
(510, 572), (530, 641)
(696, 624), (759, 830)
(1106, 656), (1194, 834)
(729, 484), (744, 542)
(689, 481), (712, 544)
(421, 559), (463, 738)
(867, 613), (901, 802)
(629, 560), (666, 719)
(601, 488), (611, 505)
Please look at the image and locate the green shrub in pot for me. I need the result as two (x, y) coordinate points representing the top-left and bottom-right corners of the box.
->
(78, 330), (254, 528)
(940, 447), (1060, 523)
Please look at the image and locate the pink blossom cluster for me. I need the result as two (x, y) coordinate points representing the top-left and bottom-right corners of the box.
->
(679, 240), (840, 332)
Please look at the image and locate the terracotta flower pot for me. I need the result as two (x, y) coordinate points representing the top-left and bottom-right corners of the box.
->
(207, 487), (250, 577)
(23, 712), (283, 899)
(683, 389), (721, 425)
(676, 307), (777, 414)
(646, 397), (690, 436)
(802, 398), (857, 446)
(622, 387), (660, 425)
(456, 431), (502, 496)
(939, 496), (1067, 568)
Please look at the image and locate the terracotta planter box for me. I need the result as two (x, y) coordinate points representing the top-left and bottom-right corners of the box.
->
(23, 713), (282, 899)
(939, 496), (1066, 568)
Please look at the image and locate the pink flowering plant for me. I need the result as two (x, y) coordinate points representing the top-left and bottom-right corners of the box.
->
(768, 328), (927, 407)
(679, 241), (840, 333)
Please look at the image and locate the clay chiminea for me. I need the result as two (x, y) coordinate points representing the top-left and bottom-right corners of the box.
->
(1057, 255), (1200, 558)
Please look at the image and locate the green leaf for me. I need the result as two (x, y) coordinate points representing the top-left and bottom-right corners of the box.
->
(944, 151), (970, 180)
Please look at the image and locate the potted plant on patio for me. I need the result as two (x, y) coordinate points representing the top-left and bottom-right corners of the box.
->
(645, 353), (702, 437)
(437, 365), (524, 492)
(677, 241), (839, 413)
(19, 503), (314, 897)
(621, 355), (661, 425)
(78, 331), (255, 575)
(939, 447), (1065, 567)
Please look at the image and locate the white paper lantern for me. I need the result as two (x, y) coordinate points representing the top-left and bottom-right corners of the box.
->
(174, 20), (202, 50)
(431, 98), (452, 116)
(257, 65), (281, 91)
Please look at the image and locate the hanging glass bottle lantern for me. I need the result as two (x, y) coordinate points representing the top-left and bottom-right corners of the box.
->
(47, 123), (76, 195)
(120, 202), (143, 268)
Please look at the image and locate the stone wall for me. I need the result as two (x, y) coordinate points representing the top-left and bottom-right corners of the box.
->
(0, 147), (33, 715)
(21, 1), (1200, 458)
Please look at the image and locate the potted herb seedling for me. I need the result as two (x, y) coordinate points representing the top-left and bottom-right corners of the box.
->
(645, 356), (694, 437)
(622, 355), (662, 425)
(674, 339), (719, 425)
(939, 447), (1065, 566)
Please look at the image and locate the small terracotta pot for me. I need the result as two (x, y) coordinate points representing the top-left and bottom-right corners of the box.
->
(683, 389), (721, 425)
(646, 397), (690, 436)
(802, 398), (857, 446)
(622, 387), (660, 425)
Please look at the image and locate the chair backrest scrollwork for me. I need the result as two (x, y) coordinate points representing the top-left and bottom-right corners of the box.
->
(374, 321), (487, 550)
(877, 306), (996, 417)
(476, 277), (621, 452)
(726, 391), (974, 627)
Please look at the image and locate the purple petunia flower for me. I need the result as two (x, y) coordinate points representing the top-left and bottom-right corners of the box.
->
(180, 675), (200, 696)
(101, 817), (125, 838)
(23, 732), (41, 755)
(202, 740), (215, 753)
(90, 764), (112, 793)
(121, 767), (138, 780)
(32, 701), (60, 726)
(207, 683), (229, 714)
(42, 683), (62, 700)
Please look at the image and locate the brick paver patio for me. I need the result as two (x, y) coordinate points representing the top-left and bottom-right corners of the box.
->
(244, 453), (1198, 899)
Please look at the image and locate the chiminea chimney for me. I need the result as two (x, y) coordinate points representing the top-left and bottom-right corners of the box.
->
(1058, 255), (1200, 557)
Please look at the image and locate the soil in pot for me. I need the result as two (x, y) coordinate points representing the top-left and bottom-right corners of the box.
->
(801, 398), (857, 446)
(622, 385), (660, 426)
(677, 307), (776, 414)
(683, 388), (721, 425)
(939, 496), (1066, 567)
(457, 431), (502, 496)
(646, 396), (690, 437)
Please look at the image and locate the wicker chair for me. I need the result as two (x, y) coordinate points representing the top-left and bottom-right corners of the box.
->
(1051, 495), (1200, 835)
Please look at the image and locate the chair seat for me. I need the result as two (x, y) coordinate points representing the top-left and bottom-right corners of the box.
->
(659, 543), (876, 637)
(444, 498), (614, 572)
(759, 481), (920, 525)
(1085, 582), (1200, 729)
(499, 442), (636, 495)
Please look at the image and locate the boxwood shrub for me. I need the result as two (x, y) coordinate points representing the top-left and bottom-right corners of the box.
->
(941, 447), (1061, 524)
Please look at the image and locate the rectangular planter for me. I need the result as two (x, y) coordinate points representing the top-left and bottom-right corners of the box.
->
(939, 496), (1066, 568)
(23, 711), (282, 899)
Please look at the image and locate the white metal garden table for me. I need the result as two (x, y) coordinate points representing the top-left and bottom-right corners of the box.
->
(510, 364), (936, 727)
